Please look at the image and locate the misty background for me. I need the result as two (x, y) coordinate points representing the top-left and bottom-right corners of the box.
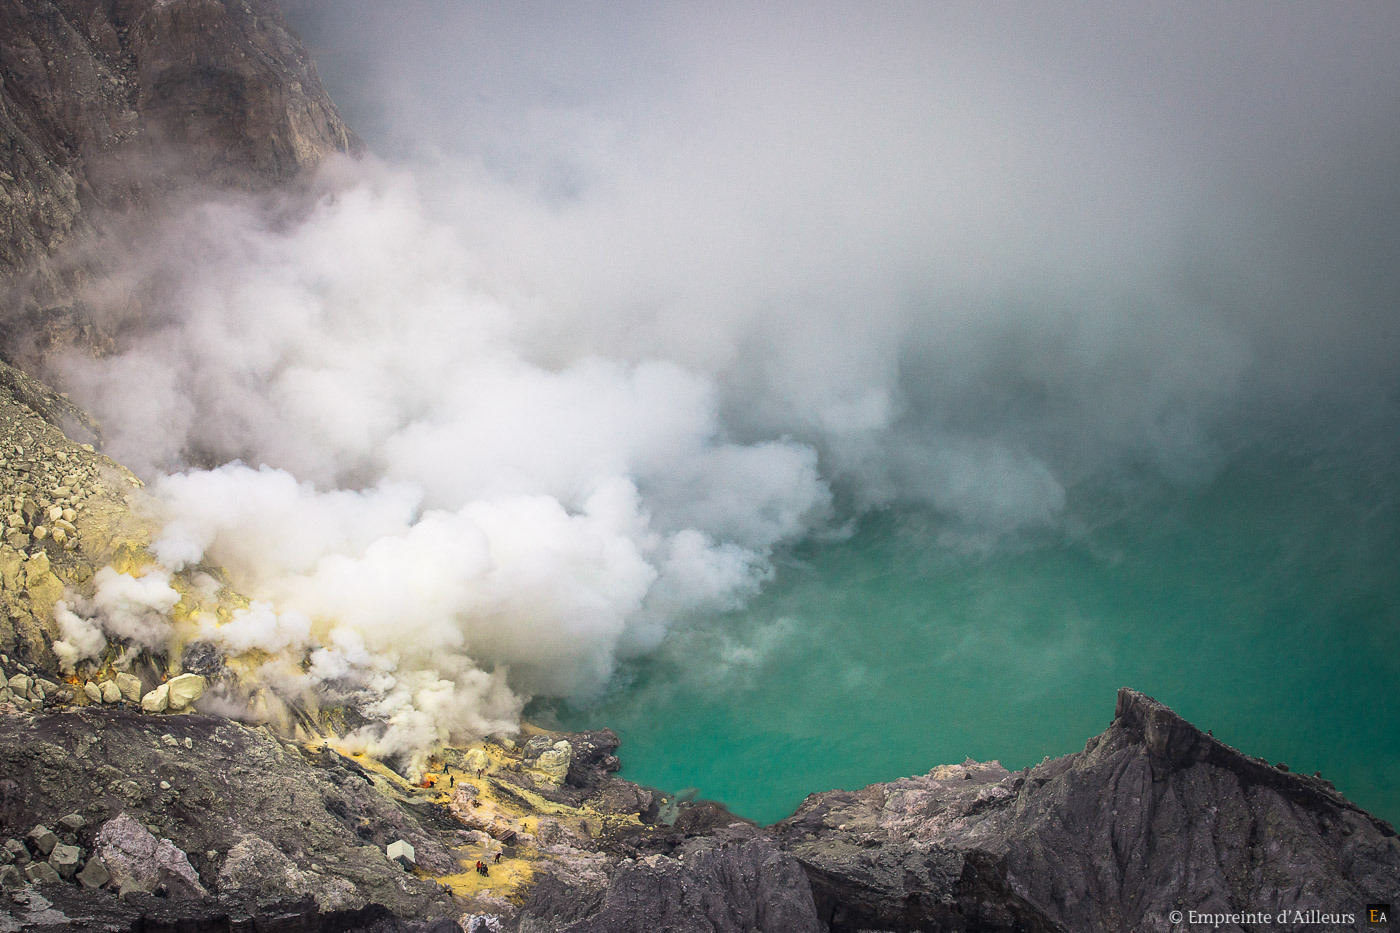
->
(283, 1), (1400, 520)
(47, 3), (1400, 799)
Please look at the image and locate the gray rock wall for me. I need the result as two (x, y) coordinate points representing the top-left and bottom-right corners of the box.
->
(0, 0), (357, 360)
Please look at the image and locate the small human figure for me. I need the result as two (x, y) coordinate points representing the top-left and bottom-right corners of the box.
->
(449, 775), (455, 787)
(494, 852), (502, 864)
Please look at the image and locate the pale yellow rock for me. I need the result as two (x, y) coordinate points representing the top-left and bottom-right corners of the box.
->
(535, 740), (574, 784)
(24, 552), (64, 626)
(165, 673), (206, 710)
(463, 748), (490, 772)
(0, 547), (22, 590)
(83, 682), (101, 703)
(141, 683), (169, 713)
(114, 672), (142, 703)
(100, 680), (121, 704)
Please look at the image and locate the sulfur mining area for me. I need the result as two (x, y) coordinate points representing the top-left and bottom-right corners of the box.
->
(0, 360), (720, 930)
(1, 1), (1398, 931)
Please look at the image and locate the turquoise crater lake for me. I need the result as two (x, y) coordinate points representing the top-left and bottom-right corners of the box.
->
(544, 414), (1400, 827)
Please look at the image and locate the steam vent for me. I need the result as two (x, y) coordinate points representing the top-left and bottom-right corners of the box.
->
(2, 1), (1398, 930)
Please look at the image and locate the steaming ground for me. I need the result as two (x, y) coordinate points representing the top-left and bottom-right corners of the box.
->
(44, 2), (1400, 778)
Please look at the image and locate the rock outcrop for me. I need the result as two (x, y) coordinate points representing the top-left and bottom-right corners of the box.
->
(772, 688), (1400, 932)
(0, 705), (461, 923)
(0, 0), (357, 361)
(523, 835), (823, 933)
(95, 812), (206, 897)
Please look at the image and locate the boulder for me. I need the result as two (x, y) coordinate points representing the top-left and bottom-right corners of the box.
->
(595, 778), (655, 817)
(23, 551), (64, 618)
(100, 680), (121, 703)
(386, 839), (415, 869)
(77, 857), (110, 889)
(114, 672), (142, 703)
(48, 842), (81, 879)
(0, 864), (21, 890)
(57, 813), (86, 833)
(2, 839), (28, 863)
(534, 741), (574, 784)
(140, 683), (169, 713)
(27, 825), (57, 856)
(83, 681), (101, 703)
(218, 834), (361, 911)
(96, 813), (207, 898)
(7, 673), (29, 695)
(463, 747), (490, 772)
(165, 672), (206, 710)
(24, 861), (61, 884)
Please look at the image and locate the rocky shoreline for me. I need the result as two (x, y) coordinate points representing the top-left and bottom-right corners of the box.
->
(1, 686), (1396, 931)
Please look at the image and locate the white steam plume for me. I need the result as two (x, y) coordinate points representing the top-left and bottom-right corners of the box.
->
(57, 166), (829, 761)
(53, 567), (182, 671)
(50, 2), (1400, 763)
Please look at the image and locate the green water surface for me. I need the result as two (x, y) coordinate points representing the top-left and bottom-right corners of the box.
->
(542, 421), (1400, 826)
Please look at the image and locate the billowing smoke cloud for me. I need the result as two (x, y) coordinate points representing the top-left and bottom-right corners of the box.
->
(55, 167), (829, 761)
(53, 566), (181, 670)
(50, 1), (1400, 761)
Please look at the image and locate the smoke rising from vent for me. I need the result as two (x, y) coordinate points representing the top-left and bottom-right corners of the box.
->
(50, 2), (1400, 764)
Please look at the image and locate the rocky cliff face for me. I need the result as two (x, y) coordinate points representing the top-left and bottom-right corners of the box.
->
(772, 688), (1400, 932)
(0, 0), (356, 362)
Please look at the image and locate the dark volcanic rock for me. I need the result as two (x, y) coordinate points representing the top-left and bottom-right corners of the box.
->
(521, 837), (822, 933)
(3, 688), (1398, 932)
(0, 705), (459, 926)
(773, 688), (1400, 933)
(0, 0), (358, 359)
